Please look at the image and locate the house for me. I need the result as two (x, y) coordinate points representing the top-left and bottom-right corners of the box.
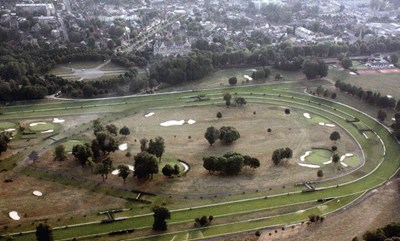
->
(295, 26), (316, 41)
(153, 39), (192, 56)
(16, 3), (55, 17)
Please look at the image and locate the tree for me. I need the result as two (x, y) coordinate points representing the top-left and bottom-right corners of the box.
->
(284, 108), (290, 114)
(390, 53), (399, 64)
(82, 84), (95, 98)
(140, 138), (148, 152)
(302, 59), (328, 79)
(0, 133), (11, 156)
(219, 126), (240, 144)
(119, 126), (130, 137)
(134, 151), (159, 179)
(53, 145), (67, 162)
(223, 92), (232, 108)
(117, 164), (130, 183)
(378, 109), (387, 122)
(94, 157), (113, 181)
(332, 153), (340, 163)
(341, 58), (353, 69)
(317, 169), (324, 177)
(228, 76), (237, 86)
(162, 164), (179, 177)
(272, 147), (293, 165)
(216, 112), (222, 119)
(147, 136), (165, 162)
(152, 207), (171, 231)
(243, 155), (260, 169)
(106, 124), (118, 136)
(330, 131), (341, 141)
(35, 223), (53, 241)
(235, 96), (247, 106)
(204, 126), (220, 146)
(72, 144), (93, 167)
(331, 93), (337, 99)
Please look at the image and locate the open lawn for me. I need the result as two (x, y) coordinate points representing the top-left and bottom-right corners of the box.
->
(328, 67), (400, 100)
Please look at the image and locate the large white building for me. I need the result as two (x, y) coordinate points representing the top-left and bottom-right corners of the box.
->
(153, 39), (192, 57)
(16, 3), (55, 16)
(295, 27), (316, 41)
(252, 0), (282, 9)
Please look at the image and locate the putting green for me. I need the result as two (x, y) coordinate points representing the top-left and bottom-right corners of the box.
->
(0, 122), (16, 130)
(28, 122), (56, 132)
(63, 140), (83, 152)
(305, 149), (332, 165)
(344, 155), (360, 167)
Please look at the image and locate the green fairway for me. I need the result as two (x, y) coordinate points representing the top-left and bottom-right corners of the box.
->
(63, 140), (84, 152)
(0, 121), (17, 130)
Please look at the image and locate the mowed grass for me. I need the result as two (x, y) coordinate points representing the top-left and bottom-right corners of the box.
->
(306, 150), (332, 165)
(28, 122), (57, 132)
(63, 140), (83, 152)
(328, 67), (400, 100)
(49, 61), (106, 75)
(0, 121), (17, 130)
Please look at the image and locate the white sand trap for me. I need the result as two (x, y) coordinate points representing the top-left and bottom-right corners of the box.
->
(363, 132), (369, 139)
(41, 130), (54, 133)
(111, 169), (120, 175)
(160, 120), (185, 127)
(30, 122), (46, 126)
(323, 158), (332, 165)
(179, 161), (189, 173)
(341, 162), (348, 167)
(303, 113), (311, 119)
(128, 165), (134, 171)
(296, 210), (305, 214)
(33, 191), (43, 196)
(300, 151), (312, 162)
(387, 95), (392, 98)
(9, 211), (20, 220)
(318, 122), (325, 126)
(187, 119), (196, 125)
(5, 128), (16, 132)
(392, 118), (396, 121)
(244, 75), (253, 81)
(298, 163), (320, 168)
(119, 143), (127, 151)
(349, 72), (357, 75)
(145, 112), (155, 117)
(325, 124), (336, 127)
(53, 118), (65, 123)
(345, 153), (353, 157)
(340, 155), (346, 162)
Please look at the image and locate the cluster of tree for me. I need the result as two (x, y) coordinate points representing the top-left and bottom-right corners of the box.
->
(335, 80), (398, 109)
(391, 113), (400, 140)
(204, 126), (241, 146)
(222, 93), (247, 108)
(308, 214), (325, 223)
(194, 215), (214, 227)
(272, 147), (293, 165)
(139, 136), (165, 161)
(152, 207), (171, 231)
(273, 55), (304, 71)
(203, 152), (260, 175)
(302, 59), (329, 80)
(356, 222), (400, 241)
(251, 67), (271, 80)
(0, 133), (11, 156)
(149, 51), (213, 85)
(36, 223), (53, 241)
(133, 151), (159, 179)
(162, 164), (180, 177)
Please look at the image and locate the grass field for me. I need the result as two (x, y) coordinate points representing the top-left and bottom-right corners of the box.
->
(0, 122), (17, 130)
(305, 150), (332, 165)
(1, 82), (399, 241)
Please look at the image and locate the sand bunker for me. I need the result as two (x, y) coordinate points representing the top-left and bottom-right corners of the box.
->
(318, 122), (325, 126)
(53, 118), (65, 123)
(303, 113), (311, 119)
(349, 72), (357, 75)
(145, 112), (155, 117)
(393, 118), (396, 121)
(341, 162), (348, 167)
(33, 191), (43, 196)
(187, 119), (196, 125)
(30, 122), (46, 127)
(128, 165), (134, 171)
(300, 151), (312, 162)
(323, 158), (332, 165)
(298, 163), (320, 168)
(325, 124), (336, 127)
(160, 120), (185, 127)
(4, 128), (16, 132)
(9, 211), (20, 220)
(345, 153), (353, 157)
(179, 161), (189, 173)
(41, 130), (54, 133)
(119, 143), (127, 151)
(112, 165), (134, 175)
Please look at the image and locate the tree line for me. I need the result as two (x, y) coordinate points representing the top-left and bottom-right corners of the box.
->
(203, 152), (260, 175)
